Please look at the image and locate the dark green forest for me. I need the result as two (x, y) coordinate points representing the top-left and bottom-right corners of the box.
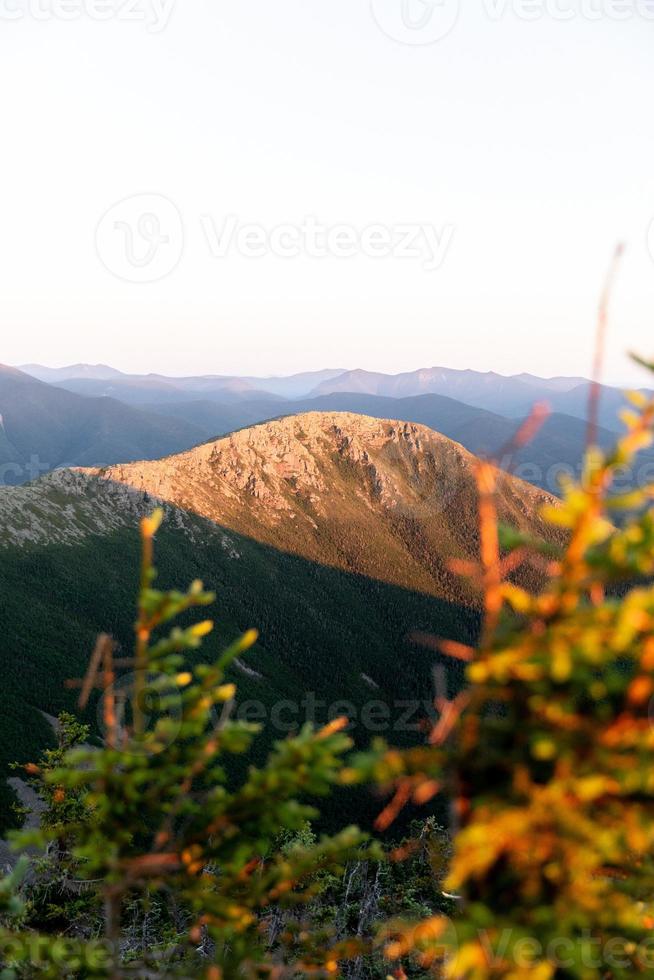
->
(0, 521), (474, 832)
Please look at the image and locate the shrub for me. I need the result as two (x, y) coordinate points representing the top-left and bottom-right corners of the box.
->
(363, 377), (654, 978)
(0, 509), (376, 978)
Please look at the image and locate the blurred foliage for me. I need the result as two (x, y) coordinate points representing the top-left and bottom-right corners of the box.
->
(0, 510), (379, 978)
(357, 376), (654, 977)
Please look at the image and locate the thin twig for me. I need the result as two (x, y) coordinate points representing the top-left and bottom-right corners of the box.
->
(586, 243), (625, 450)
(77, 634), (113, 710)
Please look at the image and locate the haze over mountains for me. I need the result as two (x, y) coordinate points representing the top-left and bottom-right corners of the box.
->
(19, 361), (641, 430)
(0, 365), (205, 482)
(20, 364), (347, 404)
(6, 362), (651, 494)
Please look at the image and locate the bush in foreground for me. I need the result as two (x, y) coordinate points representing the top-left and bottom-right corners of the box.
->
(0, 510), (378, 978)
(363, 372), (654, 977)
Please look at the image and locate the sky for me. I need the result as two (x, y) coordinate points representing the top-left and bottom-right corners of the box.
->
(0, 0), (653, 383)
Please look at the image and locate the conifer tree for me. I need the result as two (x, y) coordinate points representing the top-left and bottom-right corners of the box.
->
(0, 509), (375, 978)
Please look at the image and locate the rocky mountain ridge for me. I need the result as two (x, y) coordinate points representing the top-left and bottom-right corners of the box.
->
(78, 412), (559, 598)
(0, 412), (558, 600)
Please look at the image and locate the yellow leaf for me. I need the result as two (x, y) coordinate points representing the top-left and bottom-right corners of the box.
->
(467, 662), (489, 683)
(532, 740), (556, 760)
(625, 389), (648, 408)
(619, 408), (641, 430)
(502, 584), (533, 613)
(317, 716), (349, 739)
(238, 629), (259, 651)
(191, 620), (214, 638)
(141, 508), (164, 538)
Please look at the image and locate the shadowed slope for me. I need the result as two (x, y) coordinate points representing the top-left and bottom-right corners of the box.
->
(0, 512), (476, 832)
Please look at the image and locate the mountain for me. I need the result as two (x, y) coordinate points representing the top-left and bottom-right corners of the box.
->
(144, 390), (517, 448)
(21, 364), (642, 433)
(142, 397), (281, 434)
(308, 367), (642, 432)
(540, 382), (640, 433)
(25, 363), (639, 433)
(53, 376), (195, 403)
(0, 413), (560, 828)
(297, 395), (633, 492)
(50, 377), (282, 406)
(230, 369), (347, 399)
(83, 413), (558, 594)
(309, 367), (556, 412)
(143, 391), (647, 497)
(19, 365), (347, 404)
(515, 373), (588, 392)
(146, 369), (348, 400)
(19, 363), (127, 383)
(0, 365), (205, 482)
(9, 359), (640, 496)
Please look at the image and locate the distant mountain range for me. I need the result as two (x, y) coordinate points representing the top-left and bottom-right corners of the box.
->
(19, 364), (347, 403)
(5, 362), (649, 493)
(309, 367), (635, 430)
(0, 365), (205, 481)
(19, 362), (642, 433)
(19, 363), (127, 383)
(0, 412), (561, 827)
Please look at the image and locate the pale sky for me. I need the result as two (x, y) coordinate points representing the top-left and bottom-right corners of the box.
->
(1, 1), (653, 383)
